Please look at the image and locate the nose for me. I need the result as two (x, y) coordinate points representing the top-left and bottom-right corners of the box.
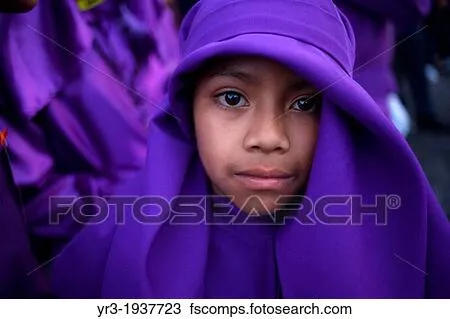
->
(243, 110), (290, 154)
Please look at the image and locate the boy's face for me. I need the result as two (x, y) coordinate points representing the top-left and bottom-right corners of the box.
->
(194, 56), (320, 214)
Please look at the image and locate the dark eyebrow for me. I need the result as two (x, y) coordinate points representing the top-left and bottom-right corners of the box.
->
(206, 69), (260, 85)
(288, 80), (315, 93)
(213, 66), (314, 90)
(198, 60), (315, 91)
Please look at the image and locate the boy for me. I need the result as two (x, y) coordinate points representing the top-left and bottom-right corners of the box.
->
(51, 0), (450, 298)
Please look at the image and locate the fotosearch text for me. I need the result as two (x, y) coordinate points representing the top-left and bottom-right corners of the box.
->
(50, 194), (401, 226)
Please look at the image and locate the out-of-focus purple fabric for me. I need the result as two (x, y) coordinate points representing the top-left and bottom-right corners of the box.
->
(338, 0), (430, 27)
(335, 0), (431, 115)
(0, 0), (179, 265)
(0, 145), (50, 297)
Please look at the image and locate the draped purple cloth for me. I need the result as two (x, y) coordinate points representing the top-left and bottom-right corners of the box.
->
(50, 0), (450, 298)
(0, 145), (50, 297)
(0, 0), (179, 267)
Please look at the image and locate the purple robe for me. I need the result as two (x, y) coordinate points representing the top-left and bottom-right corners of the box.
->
(50, 0), (450, 298)
(0, 145), (50, 297)
(0, 0), (179, 263)
(203, 201), (280, 298)
(335, 0), (431, 115)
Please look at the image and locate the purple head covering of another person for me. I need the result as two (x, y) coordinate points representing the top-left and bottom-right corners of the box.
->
(50, 0), (450, 298)
(0, 0), (178, 264)
(0, 0), (91, 119)
(84, 0), (180, 116)
(334, 0), (431, 116)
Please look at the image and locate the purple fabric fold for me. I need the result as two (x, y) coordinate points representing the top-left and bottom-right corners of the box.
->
(0, 0), (92, 119)
(0, 146), (50, 297)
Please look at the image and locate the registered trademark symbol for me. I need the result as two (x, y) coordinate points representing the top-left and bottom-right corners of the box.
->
(386, 195), (401, 210)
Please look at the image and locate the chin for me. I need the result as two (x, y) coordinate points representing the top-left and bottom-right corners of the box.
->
(233, 193), (291, 216)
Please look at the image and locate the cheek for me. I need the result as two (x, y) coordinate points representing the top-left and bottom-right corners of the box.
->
(288, 117), (320, 169)
(193, 101), (237, 179)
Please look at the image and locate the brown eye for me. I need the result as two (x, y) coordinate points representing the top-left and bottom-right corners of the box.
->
(216, 91), (248, 108)
(290, 95), (321, 113)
